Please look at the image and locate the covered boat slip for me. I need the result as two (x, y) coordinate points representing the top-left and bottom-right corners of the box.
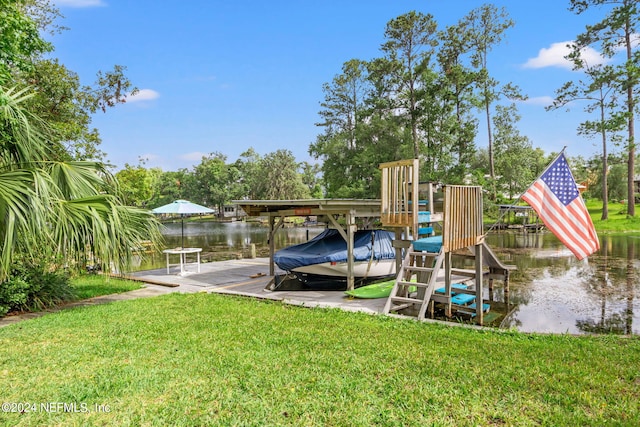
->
(234, 159), (514, 325)
(234, 198), (384, 290)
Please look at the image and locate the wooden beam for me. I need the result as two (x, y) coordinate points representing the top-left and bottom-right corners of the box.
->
(268, 216), (284, 276)
(475, 243), (484, 326)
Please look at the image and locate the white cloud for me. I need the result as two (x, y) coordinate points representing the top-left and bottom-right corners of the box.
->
(520, 96), (555, 107)
(55, 0), (106, 7)
(126, 89), (160, 103)
(180, 152), (208, 162)
(615, 33), (640, 51)
(522, 41), (605, 70)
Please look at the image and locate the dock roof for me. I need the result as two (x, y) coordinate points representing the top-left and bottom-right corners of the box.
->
(233, 199), (382, 218)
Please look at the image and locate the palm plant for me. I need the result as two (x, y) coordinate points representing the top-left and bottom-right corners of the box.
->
(0, 85), (162, 280)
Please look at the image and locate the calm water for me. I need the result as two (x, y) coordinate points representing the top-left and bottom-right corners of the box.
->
(135, 221), (640, 335)
(486, 233), (640, 335)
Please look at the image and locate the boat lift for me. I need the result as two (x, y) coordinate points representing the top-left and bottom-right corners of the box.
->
(234, 198), (383, 291)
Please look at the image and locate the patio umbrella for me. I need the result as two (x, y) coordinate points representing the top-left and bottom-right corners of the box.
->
(151, 199), (214, 248)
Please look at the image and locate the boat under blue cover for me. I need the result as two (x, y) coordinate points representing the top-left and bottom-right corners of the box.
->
(274, 228), (395, 273)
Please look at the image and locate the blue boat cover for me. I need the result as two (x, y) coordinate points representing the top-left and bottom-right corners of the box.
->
(274, 229), (395, 272)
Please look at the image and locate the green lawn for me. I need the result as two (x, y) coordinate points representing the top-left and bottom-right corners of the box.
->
(586, 199), (640, 233)
(69, 274), (142, 300)
(0, 293), (638, 426)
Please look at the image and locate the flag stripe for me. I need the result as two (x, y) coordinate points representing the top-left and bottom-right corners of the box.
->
(521, 153), (599, 260)
(524, 181), (598, 253)
(522, 181), (596, 258)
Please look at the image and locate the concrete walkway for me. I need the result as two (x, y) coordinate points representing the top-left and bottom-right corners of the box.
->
(0, 258), (388, 328)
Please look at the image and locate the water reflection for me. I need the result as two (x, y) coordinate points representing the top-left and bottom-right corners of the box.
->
(135, 221), (324, 270)
(492, 233), (640, 335)
(136, 221), (640, 335)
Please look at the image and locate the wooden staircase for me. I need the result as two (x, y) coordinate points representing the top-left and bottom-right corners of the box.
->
(383, 242), (445, 320)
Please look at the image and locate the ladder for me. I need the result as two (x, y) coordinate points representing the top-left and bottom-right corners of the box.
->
(383, 243), (445, 320)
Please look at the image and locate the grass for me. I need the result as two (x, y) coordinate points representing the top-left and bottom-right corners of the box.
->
(69, 274), (142, 300)
(0, 293), (639, 426)
(586, 199), (640, 234)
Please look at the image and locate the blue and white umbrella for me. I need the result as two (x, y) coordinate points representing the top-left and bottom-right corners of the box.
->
(152, 199), (214, 248)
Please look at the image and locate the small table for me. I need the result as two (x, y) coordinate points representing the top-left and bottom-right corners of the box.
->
(163, 248), (202, 275)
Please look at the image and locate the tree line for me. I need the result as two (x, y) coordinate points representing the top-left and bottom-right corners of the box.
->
(119, 1), (639, 218)
(116, 149), (322, 214)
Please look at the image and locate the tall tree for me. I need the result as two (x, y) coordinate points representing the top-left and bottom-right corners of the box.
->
(191, 152), (239, 216)
(316, 59), (368, 150)
(311, 59), (379, 197)
(549, 61), (624, 219)
(570, 0), (640, 216)
(234, 148), (263, 200)
(148, 169), (189, 208)
(464, 4), (516, 196)
(0, 0), (52, 82)
(492, 104), (536, 199)
(115, 162), (158, 208)
(381, 11), (439, 159)
(0, 2), (160, 278)
(20, 60), (137, 161)
(436, 19), (479, 181)
(300, 161), (324, 198)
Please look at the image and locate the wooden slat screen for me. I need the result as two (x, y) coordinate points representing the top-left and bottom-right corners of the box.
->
(442, 185), (484, 252)
(379, 159), (419, 235)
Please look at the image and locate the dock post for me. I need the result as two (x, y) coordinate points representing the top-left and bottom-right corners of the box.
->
(475, 242), (484, 326)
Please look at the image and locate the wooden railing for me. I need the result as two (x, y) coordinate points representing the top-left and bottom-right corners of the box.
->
(442, 185), (484, 252)
(380, 160), (484, 254)
(379, 159), (419, 237)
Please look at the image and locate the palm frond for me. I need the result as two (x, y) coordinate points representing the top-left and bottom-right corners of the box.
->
(52, 195), (162, 273)
(46, 161), (112, 199)
(0, 86), (50, 165)
(0, 85), (163, 280)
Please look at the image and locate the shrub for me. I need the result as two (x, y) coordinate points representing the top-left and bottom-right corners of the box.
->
(0, 261), (73, 317)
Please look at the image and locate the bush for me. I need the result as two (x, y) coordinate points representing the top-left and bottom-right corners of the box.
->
(0, 262), (74, 317)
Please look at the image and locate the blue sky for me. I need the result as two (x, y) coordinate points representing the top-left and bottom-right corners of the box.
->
(51, 0), (614, 171)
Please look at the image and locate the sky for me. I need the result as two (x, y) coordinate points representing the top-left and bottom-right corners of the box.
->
(49, 0), (616, 171)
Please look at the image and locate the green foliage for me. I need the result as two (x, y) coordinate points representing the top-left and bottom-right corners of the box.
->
(300, 161), (324, 198)
(148, 169), (188, 207)
(115, 162), (157, 207)
(0, 0), (53, 82)
(312, 7), (520, 197)
(569, 0), (640, 216)
(0, 260), (72, 316)
(255, 149), (310, 200)
(0, 84), (163, 280)
(189, 152), (242, 213)
(19, 60), (138, 161)
(606, 163), (629, 201)
(493, 104), (537, 198)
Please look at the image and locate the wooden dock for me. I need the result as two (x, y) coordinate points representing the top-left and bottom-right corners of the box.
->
(127, 258), (502, 325)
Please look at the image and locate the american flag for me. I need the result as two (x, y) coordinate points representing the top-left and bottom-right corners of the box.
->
(521, 152), (600, 260)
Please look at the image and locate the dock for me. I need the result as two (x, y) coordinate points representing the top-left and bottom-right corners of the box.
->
(127, 257), (503, 326)
(129, 258), (389, 315)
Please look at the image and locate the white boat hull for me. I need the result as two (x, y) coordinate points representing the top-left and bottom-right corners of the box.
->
(292, 259), (396, 278)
